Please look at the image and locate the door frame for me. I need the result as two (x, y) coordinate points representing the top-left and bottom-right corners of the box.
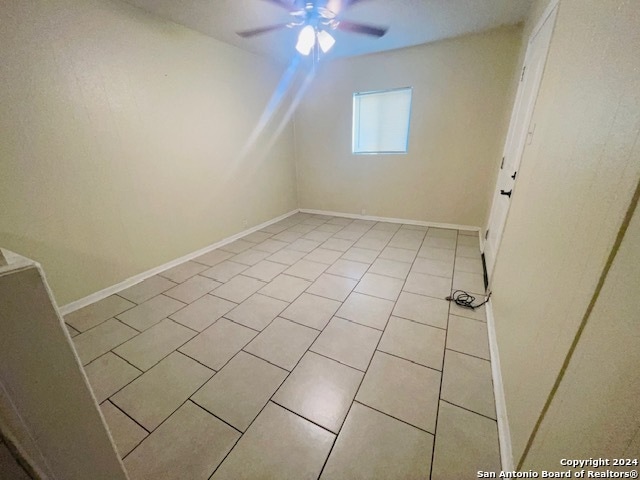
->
(482, 0), (560, 281)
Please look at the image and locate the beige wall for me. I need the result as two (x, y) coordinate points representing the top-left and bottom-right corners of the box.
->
(523, 186), (640, 469)
(0, 0), (297, 306)
(491, 0), (640, 465)
(294, 26), (522, 227)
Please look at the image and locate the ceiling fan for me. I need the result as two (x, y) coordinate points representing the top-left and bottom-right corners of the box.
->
(237, 0), (388, 56)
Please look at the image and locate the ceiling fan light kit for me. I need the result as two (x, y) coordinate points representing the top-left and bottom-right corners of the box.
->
(238, 0), (388, 59)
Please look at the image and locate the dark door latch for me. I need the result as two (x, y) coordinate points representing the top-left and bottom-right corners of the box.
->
(500, 189), (512, 198)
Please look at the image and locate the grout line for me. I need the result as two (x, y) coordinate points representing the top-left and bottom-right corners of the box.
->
(270, 400), (337, 436)
(439, 399), (498, 423)
(189, 399), (243, 435)
(445, 348), (491, 362)
(428, 227), (457, 480)
(374, 349), (443, 373)
(108, 400), (151, 435)
(352, 400), (436, 436)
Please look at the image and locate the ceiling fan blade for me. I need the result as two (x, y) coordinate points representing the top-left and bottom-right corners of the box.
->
(260, 0), (299, 12)
(237, 23), (290, 38)
(337, 20), (388, 37)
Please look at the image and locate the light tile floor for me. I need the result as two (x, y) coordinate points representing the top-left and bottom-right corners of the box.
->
(67, 213), (501, 480)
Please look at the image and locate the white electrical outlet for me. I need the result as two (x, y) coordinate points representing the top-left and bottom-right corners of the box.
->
(242, 219), (248, 228)
(361, 209), (367, 216)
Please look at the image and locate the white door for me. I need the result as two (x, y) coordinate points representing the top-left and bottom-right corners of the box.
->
(483, 2), (559, 280)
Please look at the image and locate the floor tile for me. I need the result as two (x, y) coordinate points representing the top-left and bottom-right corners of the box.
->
(225, 293), (288, 331)
(326, 217), (353, 226)
(117, 295), (185, 332)
(192, 249), (234, 267)
(353, 236), (389, 251)
(211, 275), (266, 303)
(84, 352), (141, 403)
(447, 315), (490, 360)
(356, 352), (440, 432)
(454, 256), (484, 275)
(192, 352), (287, 432)
(368, 258), (411, 280)
(242, 230), (273, 244)
(101, 401), (147, 458)
(73, 319), (138, 365)
(426, 227), (458, 239)
(341, 247), (378, 264)
(311, 317), (381, 371)
(200, 260), (248, 283)
(371, 221), (400, 232)
(163, 275), (221, 304)
(307, 273), (357, 302)
(111, 352), (213, 431)
(288, 238), (321, 253)
(457, 234), (480, 247)
(211, 402), (334, 480)
(119, 276), (177, 304)
(456, 244), (481, 259)
(403, 272), (451, 299)
(114, 319), (196, 371)
(241, 260), (288, 282)
(273, 352), (363, 433)
(378, 317), (446, 370)
(272, 230), (304, 242)
(124, 401), (239, 480)
(387, 233), (424, 250)
(284, 259), (328, 281)
(320, 238), (355, 252)
(288, 225), (314, 235)
(392, 292), (449, 329)
(325, 259), (369, 280)
(179, 318), (257, 370)
(401, 224), (428, 231)
(431, 402), (500, 480)
(304, 248), (342, 265)
(159, 261), (208, 283)
(220, 239), (256, 254)
(335, 292), (394, 330)
(422, 236), (457, 250)
(449, 301), (487, 322)
(417, 246), (455, 262)
(378, 246), (416, 263)
(354, 273), (403, 301)
(452, 271), (486, 295)
(458, 229), (478, 236)
(253, 239), (289, 254)
(303, 230), (333, 242)
(266, 248), (307, 265)
(332, 229), (365, 241)
(280, 293), (341, 330)
(169, 295), (235, 331)
(412, 257), (454, 278)
(65, 295), (135, 332)
(244, 318), (318, 371)
(441, 350), (495, 419)
(321, 402), (433, 480)
(259, 274), (311, 302)
(315, 223), (343, 233)
(229, 248), (271, 266)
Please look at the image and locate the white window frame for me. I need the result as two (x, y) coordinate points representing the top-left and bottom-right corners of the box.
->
(352, 87), (413, 155)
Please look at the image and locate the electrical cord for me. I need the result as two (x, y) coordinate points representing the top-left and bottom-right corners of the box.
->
(446, 290), (491, 310)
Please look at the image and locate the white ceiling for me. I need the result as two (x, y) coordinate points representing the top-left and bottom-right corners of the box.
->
(122, 0), (533, 63)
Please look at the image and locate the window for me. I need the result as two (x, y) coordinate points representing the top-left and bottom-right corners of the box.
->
(352, 87), (412, 154)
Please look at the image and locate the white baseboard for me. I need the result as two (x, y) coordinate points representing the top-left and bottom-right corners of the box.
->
(59, 209), (299, 315)
(485, 299), (514, 471)
(299, 208), (480, 233)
